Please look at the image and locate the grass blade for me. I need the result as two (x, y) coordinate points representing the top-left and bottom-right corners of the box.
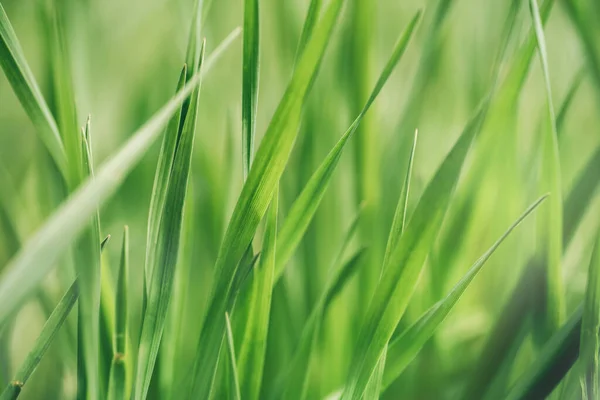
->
(506, 306), (583, 400)
(0, 3), (66, 176)
(0, 35), (232, 329)
(225, 313), (241, 400)
(530, 0), (564, 339)
(295, 0), (322, 59)
(108, 226), (129, 400)
(340, 97), (491, 400)
(383, 195), (548, 391)
(0, 280), (79, 400)
(579, 229), (600, 398)
(189, 0), (344, 396)
(241, 0), (260, 179)
(238, 191), (278, 400)
(274, 11), (421, 283)
(133, 40), (205, 400)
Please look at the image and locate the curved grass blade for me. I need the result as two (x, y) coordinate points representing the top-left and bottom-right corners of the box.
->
(0, 3), (66, 176)
(225, 313), (241, 400)
(0, 35), (233, 329)
(340, 98), (491, 400)
(108, 226), (129, 400)
(382, 195), (548, 391)
(556, 68), (586, 135)
(242, 0), (260, 179)
(506, 306), (583, 400)
(189, 0), (345, 396)
(530, 0), (564, 339)
(133, 41), (205, 400)
(0, 280), (79, 400)
(274, 10), (421, 283)
(578, 230), (600, 398)
(237, 191), (278, 400)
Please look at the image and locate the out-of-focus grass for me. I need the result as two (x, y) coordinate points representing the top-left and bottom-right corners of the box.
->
(0, 0), (599, 399)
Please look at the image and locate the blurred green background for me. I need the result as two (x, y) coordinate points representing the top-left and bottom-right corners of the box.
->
(0, 0), (599, 398)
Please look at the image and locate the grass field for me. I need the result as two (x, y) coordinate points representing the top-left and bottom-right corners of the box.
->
(0, 0), (599, 398)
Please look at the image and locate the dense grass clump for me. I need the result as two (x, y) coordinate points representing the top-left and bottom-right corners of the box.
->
(0, 0), (599, 399)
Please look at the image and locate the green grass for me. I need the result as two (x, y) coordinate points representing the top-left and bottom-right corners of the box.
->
(0, 0), (599, 399)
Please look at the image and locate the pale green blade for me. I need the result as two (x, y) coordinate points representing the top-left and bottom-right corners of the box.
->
(530, 0), (564, 340)
(133, 41), (205, 400)
(0, 3), (66, 176)
(0, 33), (235, 329)
(382, 195), (548, 391)
(238, 191), (278, 400)
(0, 280), (79, 400)
(241, 0), (260, 179)
(274, 10), (421, 283)
(225, 312), (241, 400)
(189, 0), (345, 396)
(108, 226), (129, 400)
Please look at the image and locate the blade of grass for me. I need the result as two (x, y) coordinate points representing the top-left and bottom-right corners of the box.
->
(0, 3), (66, 176)
(0, 280), (79, 400)
(274, 11), (421, 283)
(578, 229), (600, 398)
(530, 0), (564, 340)
(241, 0), (260, 179)
(506, 306), (583, 400)
(295, 0), (322, 59)
(107, 226), (129, 400)
(76, 118), (103, 400)
(144, 64), (187, 291)
(382, 195), (548, 391)
(188, 0), (345, 396)
(238, 191), (278, 400)
(133, 40), (205, 400)
(0, 34), (234, 329)
(225, 313), (241, 400)
(340, 96), (491, 400)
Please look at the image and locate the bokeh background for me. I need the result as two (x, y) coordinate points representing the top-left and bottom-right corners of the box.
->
(0, 0), (599, 398)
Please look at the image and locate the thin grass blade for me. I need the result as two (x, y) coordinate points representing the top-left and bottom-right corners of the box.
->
(108, 226), (129, 400)
(0, 280), (79, 400)
(225, 313), (241, 400)
(241, 0), (260, 179)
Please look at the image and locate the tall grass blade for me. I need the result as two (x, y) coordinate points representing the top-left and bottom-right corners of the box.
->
(133, 41), (205, 400)
(274, 11), (421, 282)
(0, 280), (79, 400)
(382, 195), (548, 391)
(108, 226), (129, 400)
(189, 0), (344, 396)
(242, 0), (260, 179)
